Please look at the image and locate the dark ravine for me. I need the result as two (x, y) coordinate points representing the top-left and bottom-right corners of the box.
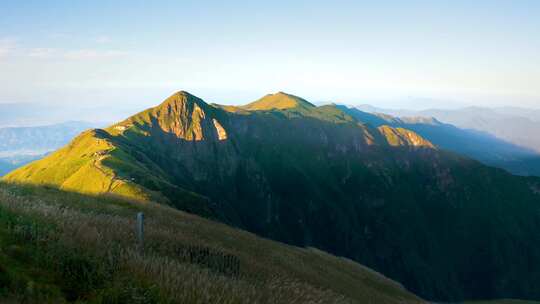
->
(4, 91), (540, 302)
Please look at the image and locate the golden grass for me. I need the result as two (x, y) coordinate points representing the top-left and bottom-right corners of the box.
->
(0, 182), (425, 303)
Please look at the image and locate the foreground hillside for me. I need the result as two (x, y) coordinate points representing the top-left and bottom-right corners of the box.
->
(0, 182), (424, 303)
(5, 91), (540, 301)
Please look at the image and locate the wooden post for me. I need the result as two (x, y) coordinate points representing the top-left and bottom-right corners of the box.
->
(136, 212), (144, 255)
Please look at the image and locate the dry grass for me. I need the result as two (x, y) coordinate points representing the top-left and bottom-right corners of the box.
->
(0, 182), (426, 303)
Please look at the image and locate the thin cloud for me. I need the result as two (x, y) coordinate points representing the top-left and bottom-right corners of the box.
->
(0, 36), (127, 60)
(24, 47), (128, 60)
(94, 35), (112, 44)
(47, 32), (72, 39)
(0, 38), (17, 58)
(63, 49), (127, 60)
(27, 48), (58, 58)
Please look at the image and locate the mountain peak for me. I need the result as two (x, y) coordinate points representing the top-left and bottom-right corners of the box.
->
(158, 90), (207, 110)
(174, 90), (194, 97)
(242, 92), (315, 111)
(112, 91), (227, 142)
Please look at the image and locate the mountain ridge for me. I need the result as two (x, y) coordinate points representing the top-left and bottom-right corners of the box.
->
(351, 104), (540, 176)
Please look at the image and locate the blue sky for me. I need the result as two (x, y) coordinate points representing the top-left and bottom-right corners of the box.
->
(1, 0), (539, 111)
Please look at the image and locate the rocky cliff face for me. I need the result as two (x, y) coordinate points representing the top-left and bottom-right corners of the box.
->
(112, 91), (228, 142)
(378, 125), (435, 148)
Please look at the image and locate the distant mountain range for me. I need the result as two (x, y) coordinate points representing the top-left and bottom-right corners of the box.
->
(0, 159), (15, 176)
(0, 154), (45, 176)
(356, 104), (540, 151)
(4, 91), (540, 302)
(0, 102), (125, 128)
(0, 121), (100, 176)
(0, 121), (99, 152)
(355, 105), (540, 176)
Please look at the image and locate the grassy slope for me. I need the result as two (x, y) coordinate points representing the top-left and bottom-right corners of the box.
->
(1, 129), (164, 206)
(0, 182), (424, 304)
(242, 92), (315, 111)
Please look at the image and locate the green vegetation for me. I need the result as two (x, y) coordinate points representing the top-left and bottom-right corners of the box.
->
(4, 91), (540, 302)
(0, 182), (424, 303)
(242, 92), (315, 111)
(377, 125), (434, 147)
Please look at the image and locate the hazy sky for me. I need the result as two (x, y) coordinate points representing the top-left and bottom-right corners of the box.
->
(1, 0), (539, 111)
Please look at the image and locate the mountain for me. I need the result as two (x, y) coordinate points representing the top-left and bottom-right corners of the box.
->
(0, 103), (92, 127)
(418, 107), (540, 154)
(492, 107), (540, 123)
(0, 102), (129, 128)
(342, 106), (540, 176)
(0, 121), (99, 176)
(242, 91), (316, 110)
(0, 159), (15, 176)
(0, 154), (44, 177)
(4, 91), (540, 302)
(3, 92), (433, 213)
(357, 104), (540, 153)
(355, 105), (540, 176)
(0, 121), (98, 152)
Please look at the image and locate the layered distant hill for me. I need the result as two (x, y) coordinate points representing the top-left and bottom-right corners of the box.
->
(0, 121), (98, 152)
(356, 105), (540, 151)
(0, 155), (44, 177)
(0, 121), (99, 176)
(0, 159), (15, 176)
(4, 91), (540, 302)
(355, 105), (540, 176)
(417, 107), (540, 152)
(0, 102), (130, 128)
